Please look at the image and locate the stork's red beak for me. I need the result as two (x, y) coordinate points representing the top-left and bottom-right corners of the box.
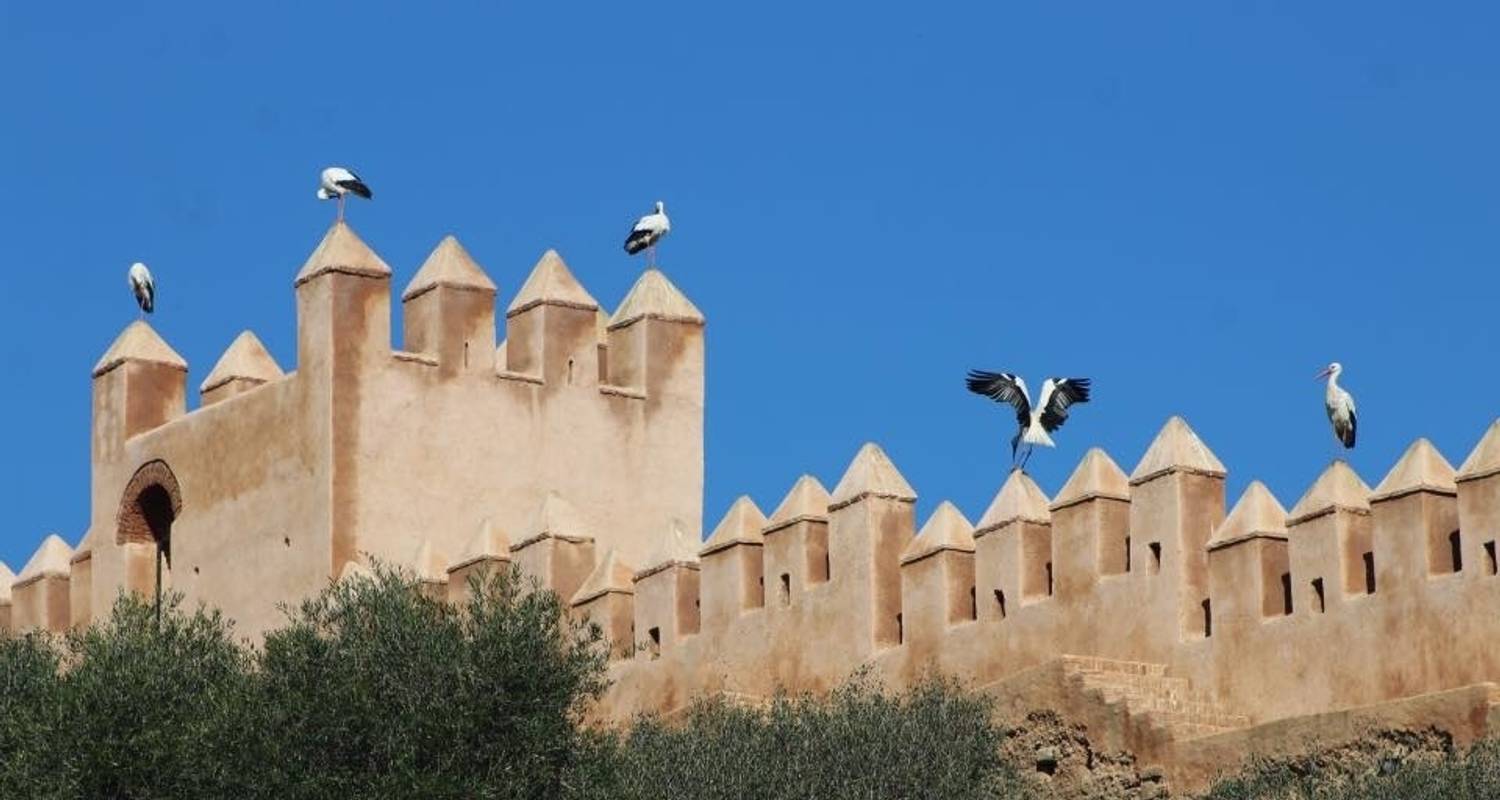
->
(1314, 367), (1331, 380)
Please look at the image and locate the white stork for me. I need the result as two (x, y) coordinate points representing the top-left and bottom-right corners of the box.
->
(128, 262), (155, 317)
(317, 167), (372, 222)
(1315, 361), (1357, 449)
(967, 370), (1092, 469)
(623, 201), (670, 267)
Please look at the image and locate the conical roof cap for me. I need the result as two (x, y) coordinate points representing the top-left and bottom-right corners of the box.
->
(901, 502), (975, 563)
(411, 538), (448, 582)
(1458, 420), (1500, 482)
(200, 331), (283, 392)
(1052, 449), (1131, 509)
(1131, 417), (1226, 483)
(701, 497), (768, 555)
(16, 534), (73, 582)
(830, 443), (917, 509)
(507, 250), (597, 315)
(570, 549), (636, 605)
(977, 470), (1051, 531)
(524, 492), (593, 542)
(1210, 481), (1288, 547)
(1288, 460), (1371, 524)
(608, 268), (704, 329)
(1372, 439), (1457, 501)
(93, 321), (187, 377)
(452, 518), (512, 571)
(295, 221), (391, 286)
(767, 476), (832, 530)
(402, 235), (497, 300)
(640, 522), (700, 575)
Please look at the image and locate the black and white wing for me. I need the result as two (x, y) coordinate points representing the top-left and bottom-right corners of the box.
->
(966, 370), (1031, 428)
(1328, 390), (1357, 448)
(624, 208), (667, 254)
(321, 166), (372, 199)
(1037, 377), (1091, 433)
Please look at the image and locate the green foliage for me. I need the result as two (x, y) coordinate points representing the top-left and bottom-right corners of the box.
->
(580, 673), (1028, 800)
(0, 630), (63, 797)
(250, 564), (608, 799)
(1202, 737), (1500, 800)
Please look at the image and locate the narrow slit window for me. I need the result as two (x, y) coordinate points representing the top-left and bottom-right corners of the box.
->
(1124, 536), (1132, 572)
(647, 627), (661, 659)
(1484, 541), (1497, 576)
(824, 553), (831, 582)
(1045, 562), (1054, 596)
(994, 590), (1007, 619)
(1449, 530), (1463, 573)
(779, 573), (791, 606)
(1201, 598), (1212, 638)
(1148, 542), (1162, 575)
(1280, 572), (1293, 615)
(895, 613), (904, 645)
(1311, 578), (1326, 613)
(968, 587), (977, 621)
(1363, 552), (1376, 594)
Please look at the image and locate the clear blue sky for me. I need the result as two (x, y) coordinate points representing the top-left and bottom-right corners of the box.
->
(3, 3), (1497, 570)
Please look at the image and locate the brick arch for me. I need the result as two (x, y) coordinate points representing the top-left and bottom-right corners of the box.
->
(116, 460), (184, 561)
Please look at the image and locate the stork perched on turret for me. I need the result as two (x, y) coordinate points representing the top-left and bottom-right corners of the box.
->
(623, 201), (670, 267)
(1316, 361), (1357, 449)
(967, 370), (1092, 469)
(317, 166), (372, 222)
(128, 262), (154, 318)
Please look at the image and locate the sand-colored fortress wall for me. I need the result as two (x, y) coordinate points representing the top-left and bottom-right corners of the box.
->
(12, 222), (704, 638)
(8, 219), (1500, 791)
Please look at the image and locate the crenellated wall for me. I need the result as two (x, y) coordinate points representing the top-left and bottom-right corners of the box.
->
(559, 418), (1500, 739)
(6, 222), (704, 638)
(7, 218), (1500, 785)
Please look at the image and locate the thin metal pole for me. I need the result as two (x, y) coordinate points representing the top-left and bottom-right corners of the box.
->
(155, 547), (162, 625)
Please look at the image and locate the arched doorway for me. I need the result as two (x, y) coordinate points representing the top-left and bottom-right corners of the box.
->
(116, 460), (183, 617)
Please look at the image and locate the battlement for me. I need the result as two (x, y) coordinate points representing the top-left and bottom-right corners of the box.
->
(7, 220), (1500, 777)
(9, 222), (704, 636)
(545, 417), (1500, 733)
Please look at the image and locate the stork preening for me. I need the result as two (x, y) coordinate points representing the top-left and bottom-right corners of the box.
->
(623, 201), (670, 267)
(317, 166), (372, 222)
(966, 370), (1092, 470)
(1316, 361), (1357, 450)
(128, 262), (155, 318)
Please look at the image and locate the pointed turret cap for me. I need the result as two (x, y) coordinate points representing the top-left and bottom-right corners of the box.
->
(295, 221), (392, 287)
(766, 475), (832, 531)
(523, 492), (593, 543)
(199, 331), (284, 393)
(402, 235), (497, 301)
(1052, 449), (1131, 510)
(571, 549), (636, 605)
(451, 518), (512, 572)
(701, 496), (768, 555)
(1458, 420), (1500, 483)
(1371, 439), (1457, 501)
(1210, 482), (1288, 547)
(1131, 416), (1227, 484)
(336, 559), (375, 584)
(901, 502), (976, 563)
(977, 470), (1051, 531)
(16, 534), (73, 582)
(639, 522), (701, 576)
(410, 538), (448, 583)
(1289, 460), (1371, 524)
(830, 443), (917, 509)
(608, 268), (705, 329)
(507, 250), (598, 316)
(92, 321), (188, 378)
(0, 562), (14, 602)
